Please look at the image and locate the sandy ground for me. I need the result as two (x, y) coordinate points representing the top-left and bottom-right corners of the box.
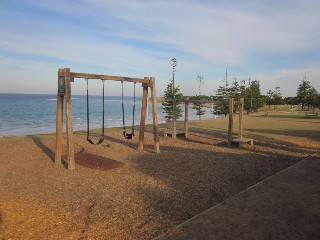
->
(0, 112), (319, 239)
(154, 153), (320, 240)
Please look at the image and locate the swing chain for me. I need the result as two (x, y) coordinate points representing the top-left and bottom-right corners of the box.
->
(132, 82), (136, 135)
(85, 78), (105, 145)
(121, 81), (136, 139)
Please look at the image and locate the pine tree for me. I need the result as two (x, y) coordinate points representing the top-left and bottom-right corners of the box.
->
(192, 75), (205, 120)
(161, 80), (183, 122)
(213, 71), (230, 116)
(243, 79), (263, 113)
(296, 75), (318, 110)
(306, 87), (319, 111)
(213, 74), (264, 116)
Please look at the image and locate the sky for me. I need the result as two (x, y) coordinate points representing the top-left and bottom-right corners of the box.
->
(1, 0), (320, 97)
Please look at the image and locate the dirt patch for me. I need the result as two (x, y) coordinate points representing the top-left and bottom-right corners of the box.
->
(75, 152), (125, 171)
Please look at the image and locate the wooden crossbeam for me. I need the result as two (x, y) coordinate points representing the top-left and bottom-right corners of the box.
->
(179, 99), (222, 104)
(58, 69), (151, 84)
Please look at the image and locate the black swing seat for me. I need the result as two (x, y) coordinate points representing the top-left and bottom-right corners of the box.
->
(87, 133), (107, 138)
(123, 131), (134, 140)
(87, 135), (105, 145)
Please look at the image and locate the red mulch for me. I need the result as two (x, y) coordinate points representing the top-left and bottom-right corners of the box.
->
(75, 152), (124, 171)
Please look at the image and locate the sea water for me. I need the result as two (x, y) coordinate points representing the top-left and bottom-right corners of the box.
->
(0, 93), (216, 137)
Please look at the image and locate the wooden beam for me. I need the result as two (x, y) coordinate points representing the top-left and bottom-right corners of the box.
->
(150, 77), (160, 153)
(139, 80), (149, 151)
(228, 97), (234, 146)
(55, 70), (64, 165)
(65, 68), (75, 170)
(68, 72), (150, 84)
(172, 96), (177, 139)
(179, 99), (222, 104)
(184, 97), (189, 138)
(239, 97), (244, 138)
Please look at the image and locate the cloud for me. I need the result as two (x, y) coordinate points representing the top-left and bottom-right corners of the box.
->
(256, 65), (320, 96)
(0, 0), (320, 96)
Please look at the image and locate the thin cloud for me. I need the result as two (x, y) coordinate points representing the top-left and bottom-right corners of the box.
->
(0, 0), (320, 96)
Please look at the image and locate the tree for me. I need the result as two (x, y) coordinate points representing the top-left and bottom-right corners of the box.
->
(297, 77), (312, 109)
(266, 90), (274, 109)
(285, 97), (299, 106)
(296, 75), (319, 111)
(161, 80), (183, 122)
(272, 87), (284, 109)
(213, 71), (230, 116)
(306, 87), (319, 112)
(192, 75), (205, 120)
(317, 94), (320, 109)
(243, 79), (263, 113)
(162, 58), (183, 122)
(213, 71), (264, 116)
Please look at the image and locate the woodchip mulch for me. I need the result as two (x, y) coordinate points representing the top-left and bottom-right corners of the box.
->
(0, 115), (319, 240)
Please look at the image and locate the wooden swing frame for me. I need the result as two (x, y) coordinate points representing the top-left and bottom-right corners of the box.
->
(55, 68), (160, 170)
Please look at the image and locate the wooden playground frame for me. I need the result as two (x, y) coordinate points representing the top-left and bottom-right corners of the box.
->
(169, 96), (253, 147)
(55, 68), (160, 170)
(168, 97), (221, 138)
(228, 97), (253, 147)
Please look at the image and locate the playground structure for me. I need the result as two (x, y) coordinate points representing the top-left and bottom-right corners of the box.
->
(168, 96), (253, 147)
(166, 97), (222, 138)
(55, 68), (160, 170)
(228, 97), (253, 147)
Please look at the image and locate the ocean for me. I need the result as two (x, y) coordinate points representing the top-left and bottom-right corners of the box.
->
(0, 93), (216, 137)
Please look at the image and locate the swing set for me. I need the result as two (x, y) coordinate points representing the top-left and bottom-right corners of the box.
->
(85, 79), (136, 144)
(55, 68), (160, 170)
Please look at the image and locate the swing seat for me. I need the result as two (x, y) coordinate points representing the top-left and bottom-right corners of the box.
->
(87, 136), (105, 145)
(231, 138), (253, 148)
(123, 131), (134, 140)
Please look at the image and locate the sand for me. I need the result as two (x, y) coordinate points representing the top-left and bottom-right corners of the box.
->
(0, 112), (319, 239)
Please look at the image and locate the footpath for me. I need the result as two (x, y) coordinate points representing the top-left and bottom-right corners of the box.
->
(154, 153), (320, 240)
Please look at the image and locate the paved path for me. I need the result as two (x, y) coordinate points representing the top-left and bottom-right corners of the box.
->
(154, 153), (320, 240)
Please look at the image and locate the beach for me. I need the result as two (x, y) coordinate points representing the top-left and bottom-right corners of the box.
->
(0, 111), (319, 239)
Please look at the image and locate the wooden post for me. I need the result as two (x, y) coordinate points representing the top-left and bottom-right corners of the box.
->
(150, 77), (160, 153)
(65, 68), (75, 170)
(55, 69), (64, 165)
(139, 80), (149, 151)
(228, 98), (234, 146)
(172, 96), (177, 139)
(184, 97), (189, 138)
(239, 97), (244, 138)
